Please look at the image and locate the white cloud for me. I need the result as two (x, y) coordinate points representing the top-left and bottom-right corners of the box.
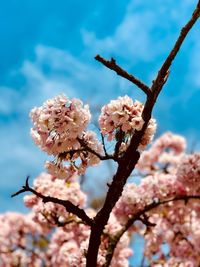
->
(82, 12), (157, 62)
(82, 0), (196, 63)
(18, 44), (141, 107)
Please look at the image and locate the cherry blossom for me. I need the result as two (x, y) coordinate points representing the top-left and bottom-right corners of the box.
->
(137, 132), (186, 173)
(30, 94), (91, 155)
(177, 153), (200, 192)
(99, 95), (156, 149)
(23, 173), (87, 229)
(0, 212), (45, 266)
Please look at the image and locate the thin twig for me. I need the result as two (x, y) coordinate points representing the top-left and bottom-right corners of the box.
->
(100, 132), (109, 157)
(77, 137), (114, 161)
(11, 177), (93, 226)
(95, 55), (151, 96)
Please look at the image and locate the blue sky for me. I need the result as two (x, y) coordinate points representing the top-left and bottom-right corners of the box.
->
(0, 0), (200, 214)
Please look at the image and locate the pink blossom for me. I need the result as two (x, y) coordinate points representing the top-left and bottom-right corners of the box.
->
(114, 173), (186, 223)
(137, 132), (186, 173)
(30, 94), (91, 155)
(23, 172), (87, 228)
(177, 153), (200, 191)
(0, 212), (45, 266)
(99, 95), (156, 149)
(46, 215), (132, 267)
(44, 130), (103, 176)
(45, 161), (77, 181)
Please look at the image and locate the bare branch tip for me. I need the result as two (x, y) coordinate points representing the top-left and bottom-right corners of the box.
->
(11, 192), (18, 198)
(111, 57), (116, 64)
(95, 54), (101, 60)
(11, 188), (26, 198)
(25, 176), (30, 187)
(11, 175), (31, 198)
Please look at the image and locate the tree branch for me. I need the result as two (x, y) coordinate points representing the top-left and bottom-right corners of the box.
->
(86, 3), (200, 265)
(104, 195), (200, 266)
(11, 177), (93, 226)
(95, 55), (151, 96)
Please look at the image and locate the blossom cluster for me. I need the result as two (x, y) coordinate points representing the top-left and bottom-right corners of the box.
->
(30, 94), (91, 155)
(23, 173), (87, 229)
(143, 200), (200, 266)
(0, 212), (45, 266)
(177, 153), (200, 192)
(137, 132), (186, 173)
(30, 95), (103, 177)
(99, 95), (157, 150)
(114, 173), (186, 224)
(30, 95), (157, 180)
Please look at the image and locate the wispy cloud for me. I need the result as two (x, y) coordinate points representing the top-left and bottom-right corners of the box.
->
(82, 0), (196, 63)
(20, 45), (136, 105)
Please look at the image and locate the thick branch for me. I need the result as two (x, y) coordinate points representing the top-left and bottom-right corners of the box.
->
(95, 55), (151, 96)
(86, 3), (200, 265)
(11, 177), (93, 226)
(104, 195), (200, 267)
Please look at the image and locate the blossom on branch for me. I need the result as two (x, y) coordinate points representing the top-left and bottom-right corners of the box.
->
(30, 94), (91, 155)
(30, 95), (104, 176)
(0, 212), (45, 266)
(99, 95), (156, 150)
(23, 173), (87, 229)
(177, 153), (200, 192)
(137, 132), (186, 173)
(114, 173), (186, 223)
